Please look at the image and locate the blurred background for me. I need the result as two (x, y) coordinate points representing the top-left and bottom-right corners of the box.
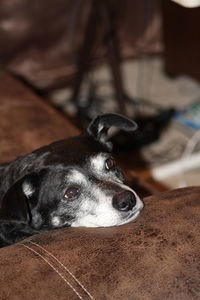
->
(1, 0), (200, 191)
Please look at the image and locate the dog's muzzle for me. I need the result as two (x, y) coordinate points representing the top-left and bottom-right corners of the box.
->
(112, 191), (137, 212)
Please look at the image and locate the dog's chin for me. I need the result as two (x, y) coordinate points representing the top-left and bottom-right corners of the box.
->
(71, 207), (143, 228)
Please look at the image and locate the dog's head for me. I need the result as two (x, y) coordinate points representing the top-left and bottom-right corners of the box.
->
(0, 113), (143, 230)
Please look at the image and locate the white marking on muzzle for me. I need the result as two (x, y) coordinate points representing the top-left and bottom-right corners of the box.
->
(71, 182), (143, 228)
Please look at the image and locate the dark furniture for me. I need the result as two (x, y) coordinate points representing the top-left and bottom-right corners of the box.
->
(162, 0), (200, 82)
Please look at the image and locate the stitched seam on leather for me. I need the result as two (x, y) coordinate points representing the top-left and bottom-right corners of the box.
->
(20, 243), (84, 300)
(28, 240), (94, 300)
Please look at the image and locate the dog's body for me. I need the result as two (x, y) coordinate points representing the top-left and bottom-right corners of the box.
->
(0, 114), (143, 247)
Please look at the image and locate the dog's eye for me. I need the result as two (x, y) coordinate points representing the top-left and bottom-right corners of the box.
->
(105, 158), (116, 170)
(65, 187), (80, 199)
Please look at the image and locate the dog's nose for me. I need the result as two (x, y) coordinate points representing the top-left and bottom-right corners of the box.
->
(112, 191), (137, 212)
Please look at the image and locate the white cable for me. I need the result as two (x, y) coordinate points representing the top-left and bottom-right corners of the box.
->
(181, 130), (200, 158)
(152, 151), (200, 180)
(151, 130), (200, 185)
(178, 130), (200, 187)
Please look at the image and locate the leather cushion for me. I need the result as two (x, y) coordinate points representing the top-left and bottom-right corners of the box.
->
(0, 186), (199, 300)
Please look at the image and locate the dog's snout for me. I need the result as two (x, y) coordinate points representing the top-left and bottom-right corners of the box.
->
(112, 191), (137, 212)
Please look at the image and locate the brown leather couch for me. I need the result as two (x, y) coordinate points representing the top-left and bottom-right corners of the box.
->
(0, 73), (200, 299)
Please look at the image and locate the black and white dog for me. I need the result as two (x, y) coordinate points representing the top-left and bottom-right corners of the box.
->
(0, 113), (143, 247)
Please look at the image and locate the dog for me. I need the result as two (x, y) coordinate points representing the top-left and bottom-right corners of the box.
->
(0, 113), (143, 247)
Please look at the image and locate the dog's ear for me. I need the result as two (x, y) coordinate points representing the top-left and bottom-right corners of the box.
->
(87, 113), (137, 150)
(0, 171), (45, 223)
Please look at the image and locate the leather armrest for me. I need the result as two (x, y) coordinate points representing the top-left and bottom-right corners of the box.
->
(0, 72), (79, 163)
